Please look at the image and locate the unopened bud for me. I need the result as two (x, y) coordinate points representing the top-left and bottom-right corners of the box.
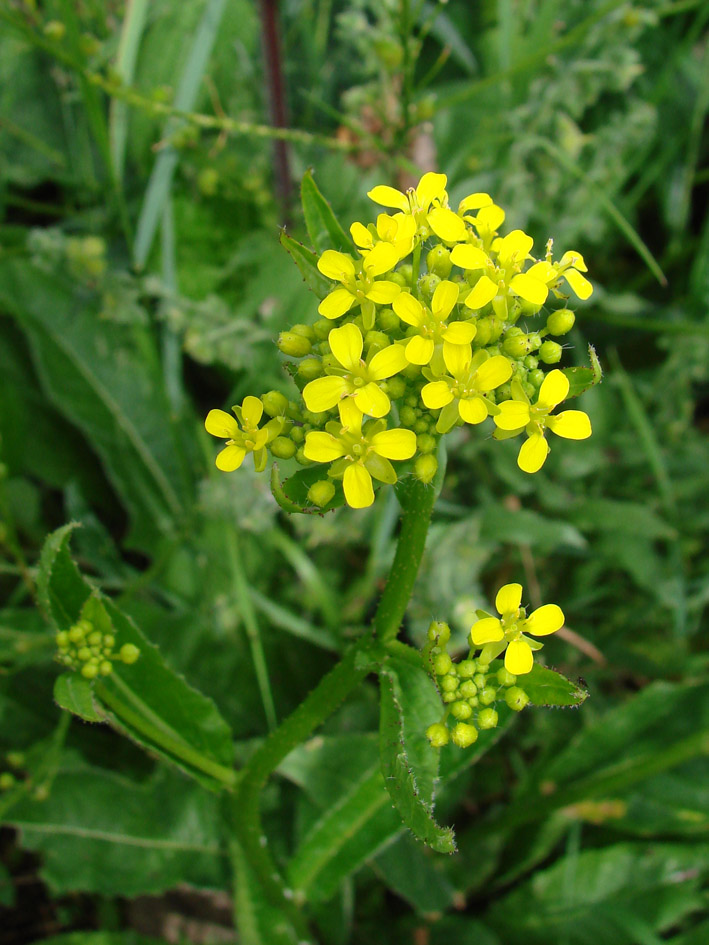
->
(426, 244), (452, 279)
(478, 708), (499, 729)
(433, 652), (453, 676)
(277, 331), (311, 358)
(539, 341), (562, 364)
(427, 620), (450, 645)
(505, 686), (530, 711)
(450, 700), (472, 720)
(377, 308), (399, 332)
(546, 308), (575, 336)
(386, 376), (407, 399)
(502, 333), (531, 359)
(496, 667), (517, 687)
(419, 272), (441, 301)
(426, 723), (449, 748)
(262, 390), (289, 417)
(119, 643), (140, 665)
(307, 480), (336, 508)
(290, 323), (315, 341)
(415, 453), (438, 484)
(270, 436), (297, 460)
(451, 723), (478, 748)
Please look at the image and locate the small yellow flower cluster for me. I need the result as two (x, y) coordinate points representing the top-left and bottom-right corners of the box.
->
(425, 583), (564, 748)
(206, 173), (593, 507)
(56, 617), (140, 680)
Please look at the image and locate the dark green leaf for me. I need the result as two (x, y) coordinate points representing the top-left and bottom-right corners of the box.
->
(561, 343), (603, 399)
(480, 503), (586, 551)
(54, 674), (105, 723)
(521, 662), (589, 708)
(232, 840), (300, 945)
(379, 658), (455, 854)
(569, 499), (675, 539)
(372, 831), (457, 914)
(279, 231), (331, 299)
(301, 169), (354, 254)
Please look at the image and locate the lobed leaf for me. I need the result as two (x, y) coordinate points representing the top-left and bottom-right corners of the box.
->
(301, 169), (354, 255)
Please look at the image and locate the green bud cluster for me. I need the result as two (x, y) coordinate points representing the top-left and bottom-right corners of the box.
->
(55, 618), (140, 680)
(424, 620), (529, 749)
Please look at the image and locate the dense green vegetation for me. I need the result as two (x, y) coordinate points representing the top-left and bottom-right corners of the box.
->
(1, 1), (708, 943)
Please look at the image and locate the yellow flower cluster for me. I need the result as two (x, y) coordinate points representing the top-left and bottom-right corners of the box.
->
(205, 172), (594, 508)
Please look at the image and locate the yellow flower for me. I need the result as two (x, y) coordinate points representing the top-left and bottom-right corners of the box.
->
(368, 172), (460, 243)
(205, 396), (282, 472)
(421, 344), (513, 434)
(470, 582), (565, 675)
(317, 244), (401, 330)
(303, 400), (416, 508)
(392, 280), (475, 368)
(350, 213), (416, 262)
(493, 370), (592, 473)
(303, 323), (408, 418)
(554, 250), (593, 300)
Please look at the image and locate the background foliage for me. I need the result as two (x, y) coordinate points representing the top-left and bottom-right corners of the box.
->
(1, 0), (708, 943)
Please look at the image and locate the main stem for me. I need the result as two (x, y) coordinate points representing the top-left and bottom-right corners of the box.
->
(230, 479), (435, 930)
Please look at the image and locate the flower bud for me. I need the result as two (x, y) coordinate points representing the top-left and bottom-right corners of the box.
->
(44, 20), (66, 40)
(377, 308), (399, 332)
(0, 772), (15, 791)
(81, 663), (99, 680)
(99, 660), (113, 676)
(478, 708), (499, 729)
(526, 332), (542, 351)
(419, 272), (441, 301)
(398, 264), (413, 284)
(451, 723), (478, 748)
(546, 308), (575, 336)
(480, 686), (497, 706)
(474, 317), (493, 346)
(290, 323), (315, 341)
(505, 686), (530, 711)
(442, 690), (458, 703)
(433, 652), (453, 676)
(68, 624), (85, 643)
(528, 369), (545, 389)
(297, 358), (324, 381)
(426, 244), (453, 279)
(119, 643), (140, 665)
(473, 673), (487, 689)
(277, 331), (311, 358)
(426, 723), (449, 748)
(262, 390), (289, 417)
(312, 317), (331, 340)
(539, 341), (562, 364)
(295, 447), (313, 465)
(289, 426), (305, 444)
(440, 674), (459, 693)
(502, 332), (531, 359)
(415, 454), (438, 484)
(496, 667), (517, 687)
(270, 436), (297, 460)
(459, 680), (477, 699)
(427, 620), (450, 645)
(458, 660), (476, 678)
(383, 376), (405, 400)
(416, 433), (437, 454)
(388, 271), (408, 287)
(307, 480), (336, 507)
(400, 406), (417, 426)
(451, 700), (472, 720)
(364, 330), (390, 353)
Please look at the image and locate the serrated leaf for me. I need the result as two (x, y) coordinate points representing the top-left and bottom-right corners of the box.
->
(521, 662), (589, 708)
(38, 526), (236, 790)
(301, 169), (354, 254)
(279, 231), (331, 299)
(561, 343), (603, 399)
(54, 674), (105, 723)
(379, 658), (455, 854)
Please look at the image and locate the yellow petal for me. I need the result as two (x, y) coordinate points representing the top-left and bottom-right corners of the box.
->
(475, 204), (505, 232)
(367, 185), (408, 212)
(442, 340), (471, 378)
(494, 400), (530, 431)
(524, 603), (564, 637)
(415, 172), (447, 209)
(354, 382), (390, 418)
(368, 343), (408, 380)
(318, 250), (355, 281)
(538, 369), (569, 409)
(405, 334), (435, 365)
(366, 281), (401, 304)
(431, 280), (459, 318)
(476, 355), (513, 391)
(253, 428), (269, 450)
(496, 229), (534, 267)
(510, 272), (549, 305)
(303, 376), (349, 413)
(562, 267), (593, 300)
(458, 192), (492, 213)
(442, 322), (476, 344)
(343, 463), (374, 508)
(364, 452), (397, 484)
(470, 617), (504, 646)
(371, 428), (417, 460)
(422, 381), (454, 409)
(458, 395), (488, 425)
(338, 398), (363, 434)
(505, 640), (533, 675)
(546, 410), (592, 440)
(304, 432), (346, 462)
(319, 288), (355, 319)
(496, 583), (522, 615)
(526, 260), (556, 283)
(450, 244), (490, 270)
(393, 292), (424, 327)
(241, 395), (264, 429)
(376, 214), (397, 240)
(328, 322), (363, 370)
(364, 241), (398, 277)
(464, 275), (498, 310)
(205, 408), (239, 439)
(215, 444), (246, 471)
(350, 222), (373, 249)
(518, 432), (549, 474)
(560, 250), (587, 273)
(428, 207), (468, 243)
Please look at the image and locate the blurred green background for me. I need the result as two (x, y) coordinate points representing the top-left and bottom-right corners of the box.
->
(1, 0), (708, 943)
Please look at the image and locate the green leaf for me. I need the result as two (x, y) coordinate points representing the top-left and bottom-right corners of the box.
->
(278, 465), (345, 514)
(279, 231), (331, 299)
(54, 674), (105, 723)
(372, 831), (457, 914)
(479, 503), (586, 552)
(568, 498), (675, 539)
(38, 526), (236, 790)
(232, 840), (300, 945)
(300, 169), (354, 254)
(379, 658), (456, 854)
(520, 662), (589, 708)
(561, 343), (603, 399)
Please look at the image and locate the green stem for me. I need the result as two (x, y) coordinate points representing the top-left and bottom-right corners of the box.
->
(374, 478), (436, 642)
(411, 242), (421, 296)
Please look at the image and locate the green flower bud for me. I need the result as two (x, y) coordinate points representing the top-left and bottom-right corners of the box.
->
(87, 631), (102, 646)
(55, 631), (69, 649)
(364, 330), (390, 353)
(440, 674), (459, 693)
(528, 369), (545, 389)
(473, 673), (487, 689)
(496, 382), (512, 402)
(307, 480), (336, 508)
(6, 752), (24, 769)
(426, 723), (449, 748)
(451, 722), (478, 748)
(451, 700), (472, 720)
(400, 406), (417, 426)
(433, 652), (453, 676)
(527, 332), (542, 351)
(414, 418), (429, 435)
(388, 271), (408, 287)
(0, 772), (15, 791)
(442, 690), (458, 703)
(321, 353), (340, 372)
(68, 624), (85, 643)
(289, 425), (305, 444)
(427, 620), (451, 645)
(81, 662), (99, 680)
(44, 20), (66, 40)
(546, 308), (575, 336)
(426, 244), (453, 279)
(402, 363), (421, 379)
(103, 634), (115, 650)
(459, 680), (478, 699)
(505, 686), (530, 711)
(496, 667), (517, 687)
(385, 376), (406, 399)
(415, 454), (438, 484)
(416, 433), (437, 454)
(478, 708), (499, 729)
(295, 447), (312, 465)
(262, 390), (289, 417)
(377, 308), (400, 332)
(502, 333), (531, 359)
(419, 272), (441, 301)
(77, 647), (91, 662)
(99, 660), (113, 676)
(277, 331), (311, 358)
(539, 341), (562, 364)
(398, 264), (413, 284)
(290, 323), (315, 341)
(474, 317), (493, 346)
(524, 355), (539, 370)
(313, 318), (332, 340)
(458, 660), (476, 679)
(119, 643), (140, 665)
(480, 686), (497, 706)
(270, 436), (297, 460)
